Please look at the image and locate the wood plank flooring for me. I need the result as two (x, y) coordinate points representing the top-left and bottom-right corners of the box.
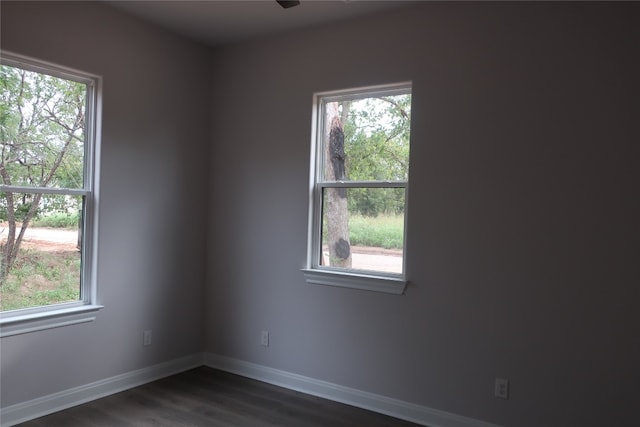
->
(18, 367), (423, 426)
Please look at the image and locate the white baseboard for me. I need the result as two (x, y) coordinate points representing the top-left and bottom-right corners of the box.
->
(204, 353), (502, 427)
(0, 353), (204, 427)
(1, 352), (501, 427)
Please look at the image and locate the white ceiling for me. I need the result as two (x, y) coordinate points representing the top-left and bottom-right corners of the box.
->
(106, 0), (413, 47)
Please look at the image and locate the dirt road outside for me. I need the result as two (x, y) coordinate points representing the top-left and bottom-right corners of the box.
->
(323, 246), (403, 274)
(0, 224), (78, 252)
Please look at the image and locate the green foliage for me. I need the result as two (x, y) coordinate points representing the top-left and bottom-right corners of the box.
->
(0, 193), (81, 224)
(0, 64), (86, 220)
(31, 211), (79, 228)
(340, 94), (411, 217)
(348, 214), (404, 249)
(0, 64), (86, 190)
(348, 187), (405, 217)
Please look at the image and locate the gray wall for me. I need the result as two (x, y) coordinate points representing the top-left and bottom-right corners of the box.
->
(206, 3), (639, 427)
(0, 1), (210, 407)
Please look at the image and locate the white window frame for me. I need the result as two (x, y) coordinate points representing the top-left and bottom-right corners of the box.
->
(0, 52), (102, 337)
(302, 82), (411, 295)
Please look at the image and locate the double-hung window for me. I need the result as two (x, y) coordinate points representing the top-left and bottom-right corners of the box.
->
(303, 83), (412, 294)
(0, 52), (101, 335)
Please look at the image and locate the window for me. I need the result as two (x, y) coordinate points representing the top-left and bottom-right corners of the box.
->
(303, 83), (412, 294)
(0, 52), (101, 335)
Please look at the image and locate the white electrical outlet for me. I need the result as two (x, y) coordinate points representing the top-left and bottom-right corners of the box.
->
(143, 330), (152, 346)
(495, 378), (509, 399)
(261, 330), (269, 347)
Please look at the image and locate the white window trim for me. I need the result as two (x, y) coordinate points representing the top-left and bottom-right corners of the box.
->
(302, 82), (411, 295)
(0, 304), (103, 337)
(301, 269), (407, 295)
(0, 51), (103, 335)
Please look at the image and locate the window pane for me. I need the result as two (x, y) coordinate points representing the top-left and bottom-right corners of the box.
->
(0, 64), (86, 189)
(0, 192), (82, 311)
(322, 94), (411, 182)
(321, 187), (404, 274)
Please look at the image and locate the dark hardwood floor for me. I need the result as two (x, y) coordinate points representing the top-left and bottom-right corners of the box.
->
(19, 367), (423, 426)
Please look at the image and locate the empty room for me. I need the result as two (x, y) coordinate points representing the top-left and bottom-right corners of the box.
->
(1, 1), (638, 426)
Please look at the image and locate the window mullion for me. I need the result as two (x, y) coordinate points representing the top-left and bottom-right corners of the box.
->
(0, 185), (89, 196)
(318, 181), (407, 189)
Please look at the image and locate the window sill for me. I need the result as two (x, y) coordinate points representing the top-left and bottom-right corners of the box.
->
(302, 269), (407, 295)
(0, 304), (103, 338)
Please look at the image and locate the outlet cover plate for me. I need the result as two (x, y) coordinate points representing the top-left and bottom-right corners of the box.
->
(495, 378), (509, 399)
(143, 330), (152, 346)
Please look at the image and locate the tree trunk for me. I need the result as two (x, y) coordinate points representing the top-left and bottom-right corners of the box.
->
(0, 189), (41, 284)
(323, 102), (351, 268)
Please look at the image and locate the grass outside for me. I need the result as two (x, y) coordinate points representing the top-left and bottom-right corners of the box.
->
(348, 214), (404, 249)
(0, 248), (81, 312)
